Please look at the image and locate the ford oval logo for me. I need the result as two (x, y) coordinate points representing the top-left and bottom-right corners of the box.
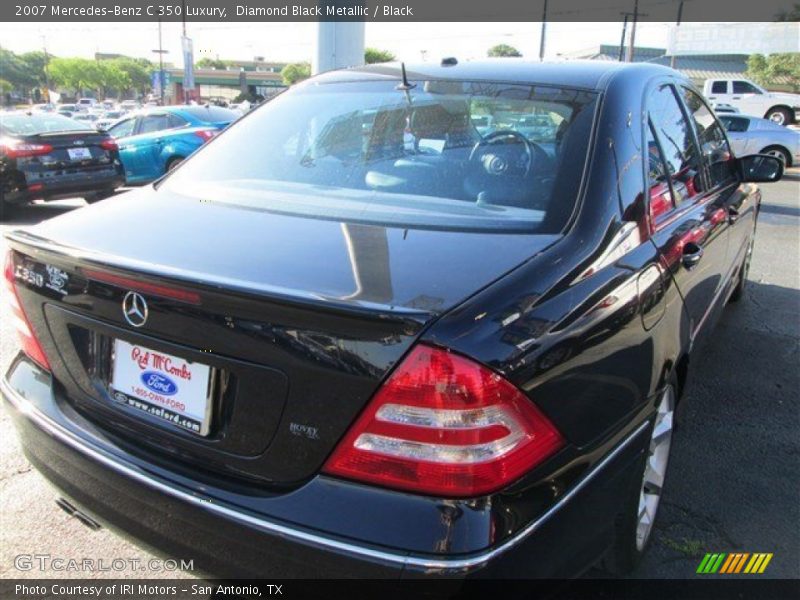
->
(140, 371), (178, 396)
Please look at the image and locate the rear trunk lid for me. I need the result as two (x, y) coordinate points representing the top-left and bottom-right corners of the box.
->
(16, 131), (118, 181)
(7, 187), (557, 487)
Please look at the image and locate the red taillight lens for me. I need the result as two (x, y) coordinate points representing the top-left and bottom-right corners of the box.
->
(194, 129), (217, 142)
(99, 139), (118, 151)
(323, 345), (564, 497)
(1, 140), (53, 159)
(3, 252), (51, 371)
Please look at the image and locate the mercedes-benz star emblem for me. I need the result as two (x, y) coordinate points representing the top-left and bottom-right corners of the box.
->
(122, 291), (148, 328)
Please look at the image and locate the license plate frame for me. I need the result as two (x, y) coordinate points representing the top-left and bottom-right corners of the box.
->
(109, 339), (215, 437)
(67, 147), (92, 161)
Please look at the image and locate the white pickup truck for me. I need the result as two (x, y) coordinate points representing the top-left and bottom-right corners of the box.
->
(703, 78), (800, 126)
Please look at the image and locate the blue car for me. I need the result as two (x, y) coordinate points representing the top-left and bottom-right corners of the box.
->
(104, 106), (238, 184)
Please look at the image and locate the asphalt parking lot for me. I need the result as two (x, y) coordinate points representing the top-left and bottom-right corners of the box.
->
(1, 173), (798, 580)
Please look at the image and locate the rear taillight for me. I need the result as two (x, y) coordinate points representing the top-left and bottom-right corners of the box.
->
(99, 139), (118, 151)
(323, 345), (564, 497)
(3, 252), (51, 371)
(1, 140), (53, 159)
(194, 129), (217, 142)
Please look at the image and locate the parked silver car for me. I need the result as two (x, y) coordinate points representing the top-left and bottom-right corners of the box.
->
(719, 114), (800, 166)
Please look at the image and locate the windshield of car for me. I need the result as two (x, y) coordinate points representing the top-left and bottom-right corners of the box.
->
(0, 112), (93, 135)
(163, 79), (598, 233)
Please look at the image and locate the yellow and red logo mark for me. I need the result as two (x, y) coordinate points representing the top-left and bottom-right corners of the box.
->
(696, 553), (773, 574)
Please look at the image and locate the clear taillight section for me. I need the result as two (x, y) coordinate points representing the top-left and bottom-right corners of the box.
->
(3, 251), (51, 371)
(323, 344), (564, 497)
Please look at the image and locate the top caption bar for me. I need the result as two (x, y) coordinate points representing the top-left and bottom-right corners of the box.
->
(3, 0), (799, 22)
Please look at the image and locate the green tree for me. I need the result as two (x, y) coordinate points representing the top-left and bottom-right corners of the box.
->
(365, 48), (395, 64)
(0, 47), (37, 92)
(487, 44), (522, 58)
(110, 57), (151, 97)
(281, 62), (311, 85)
(747, 53), (800, 92)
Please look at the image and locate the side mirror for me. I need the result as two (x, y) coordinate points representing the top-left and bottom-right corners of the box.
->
(738, 154), (784, 183)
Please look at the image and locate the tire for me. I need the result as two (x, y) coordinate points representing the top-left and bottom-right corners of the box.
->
(166, 157), (184, 172)
(759, 145), (791, 167)
(602, 380), (676, 575)
(765, 107), (792, 126)
(84, 189), (116, 204)
(729, 230), (756, 304)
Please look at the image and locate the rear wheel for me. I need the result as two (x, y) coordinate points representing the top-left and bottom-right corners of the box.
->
(166, 157), (184, 172)
(602, 381), (676, 574)
(765, 107), (792, 126)
(759, 145), (791, 167)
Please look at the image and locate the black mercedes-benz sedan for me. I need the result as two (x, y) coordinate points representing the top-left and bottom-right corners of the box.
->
(1, 61), (783, 579)
(0, 111), (125, 219)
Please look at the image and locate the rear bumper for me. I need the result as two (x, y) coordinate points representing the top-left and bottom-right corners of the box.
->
(2, 355), (647, 579)
(4, 168), (124, 204)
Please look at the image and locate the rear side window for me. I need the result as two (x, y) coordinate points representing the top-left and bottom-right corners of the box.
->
(167, 114), (187, 128)
(647, 85), (704, 205)
(720, 116), (750, 133)
(646, 120), (676, 224)
(710, 81), (728, 94)
(139, 114), (170, 134)
(732, 81), (761, 94)
(682, 88), (736, 188)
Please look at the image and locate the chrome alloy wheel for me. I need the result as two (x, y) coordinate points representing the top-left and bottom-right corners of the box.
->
(635, 385), (675, 551)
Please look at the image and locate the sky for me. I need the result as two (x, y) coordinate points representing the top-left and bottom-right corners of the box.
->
(0, 21), (674, 65)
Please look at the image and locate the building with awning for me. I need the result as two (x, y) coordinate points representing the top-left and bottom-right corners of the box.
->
(165, 63), (287, 103)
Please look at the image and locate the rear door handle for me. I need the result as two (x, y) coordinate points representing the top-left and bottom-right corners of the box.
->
(732, 96), (741, 100)
(728, 207), (740, 224)
(682, 242), (704, 270)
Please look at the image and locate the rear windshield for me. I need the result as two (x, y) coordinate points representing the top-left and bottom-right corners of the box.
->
(181, 106), (238, 122)
(163, 79), (598, 233)
(0, 112), (93, 136)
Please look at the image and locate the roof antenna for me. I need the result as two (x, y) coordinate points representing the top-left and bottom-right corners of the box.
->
(396, 62), (416, 92)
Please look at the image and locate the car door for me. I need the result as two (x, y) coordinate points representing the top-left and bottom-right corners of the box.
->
(706, 80), (731, 106)
(718, 116), (754, 156)
(681, 87), (757, 298)
(106, 117), (139, 181)
(129, 113), (173, 180)
(645, 82), (731, 351)
(731, 80), (766, 118)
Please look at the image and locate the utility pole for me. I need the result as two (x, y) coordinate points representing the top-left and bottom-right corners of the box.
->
(182, 0), (188, 104)
(618, 15), (628, 62)
(626, 0), (639, 62)
(539, 0), (548, 62)
(41, 35), (51, 104)
(670, 0), (684, 69)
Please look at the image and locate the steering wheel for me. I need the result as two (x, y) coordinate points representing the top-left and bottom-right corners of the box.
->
(469, 130), (534, 178)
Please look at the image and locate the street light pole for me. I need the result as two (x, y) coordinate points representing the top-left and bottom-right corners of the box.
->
(152, 19), (169, 105)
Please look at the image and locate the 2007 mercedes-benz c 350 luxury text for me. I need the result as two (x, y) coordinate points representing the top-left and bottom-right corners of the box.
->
(1, 61), (784, 578)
